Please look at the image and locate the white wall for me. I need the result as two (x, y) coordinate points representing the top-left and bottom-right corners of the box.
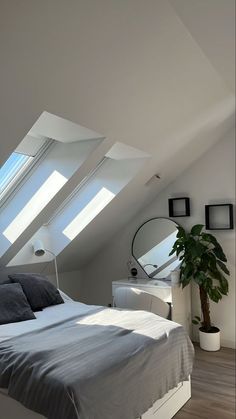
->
(48, 270), (82, 301)
(0, 265), (83, 302)
(80, 128), (235, 348)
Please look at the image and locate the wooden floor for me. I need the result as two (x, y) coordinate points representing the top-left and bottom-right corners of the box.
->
(174, 344), (235, 419)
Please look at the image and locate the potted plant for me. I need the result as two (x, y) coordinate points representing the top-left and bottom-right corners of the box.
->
(169, 224), (229, 351)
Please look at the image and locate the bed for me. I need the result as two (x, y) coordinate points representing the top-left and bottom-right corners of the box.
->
(0, 293), (194, 419)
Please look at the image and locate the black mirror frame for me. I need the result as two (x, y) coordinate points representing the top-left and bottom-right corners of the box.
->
(131, 217), (180, 278)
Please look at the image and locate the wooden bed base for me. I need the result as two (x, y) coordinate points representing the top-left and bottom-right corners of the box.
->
(0, 379), (191, 419)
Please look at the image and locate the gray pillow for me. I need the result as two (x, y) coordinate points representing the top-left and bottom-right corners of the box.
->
(8, 273), (64, 311)
(0, 283), (36, 325)
(0, 271), (13, 284)
(0, 277), (12, 285)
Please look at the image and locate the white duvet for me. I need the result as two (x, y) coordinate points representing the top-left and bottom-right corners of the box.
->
(0, 293), (85, 343)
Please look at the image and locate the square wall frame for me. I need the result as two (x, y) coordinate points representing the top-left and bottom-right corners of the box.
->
(168, 197), (190, 217)
(205, 204), (234, 230)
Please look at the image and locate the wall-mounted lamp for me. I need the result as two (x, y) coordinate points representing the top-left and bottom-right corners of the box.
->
(33, 239), (59, 289)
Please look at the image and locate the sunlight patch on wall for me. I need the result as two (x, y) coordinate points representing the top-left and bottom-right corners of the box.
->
(3, 170), (67, 243)
(62, 187), (115, 241)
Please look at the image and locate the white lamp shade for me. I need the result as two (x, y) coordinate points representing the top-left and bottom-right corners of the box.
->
(33, 239), (45, 256)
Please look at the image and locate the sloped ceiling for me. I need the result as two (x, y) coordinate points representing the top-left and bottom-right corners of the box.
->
(170, 0), (235, 93)
(0, 0), (235, 271)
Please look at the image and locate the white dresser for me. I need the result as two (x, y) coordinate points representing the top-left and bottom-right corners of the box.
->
(112, 279), (191, 335)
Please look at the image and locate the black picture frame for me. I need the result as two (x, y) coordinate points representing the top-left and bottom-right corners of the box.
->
(168, 197), (190, 217)
(205, 204), (234, 230)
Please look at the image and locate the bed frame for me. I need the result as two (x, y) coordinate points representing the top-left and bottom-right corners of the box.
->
(0, 378), (191, 419)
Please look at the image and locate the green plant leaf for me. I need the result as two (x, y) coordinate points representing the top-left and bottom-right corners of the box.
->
(180, 275), (191, 288)
(176, 245), (184, 257)
(195, 241), (207, 257)
(201, 233), (218, 245)
(208, 287), (222, 303)
(169, 240), (180, 256)
(200, 253), (209, 271)
(194, 315), (201, 321)
(207, 253), (217, 270)
(183, 263), (194, 278)
(205, 276), (213, 291)
(190, 224), (204, 236)
(208, 267), (221, 282)
(186, 242), (198, 259)
(194, 271), (206, 285)
(169, 248), (176, 256)
(216, 259), (230, 275)
(176, 226), (186, 239)
(192, 320), (199, 325)
(218, 275), (229, 295)
(212, 246), (227, 262)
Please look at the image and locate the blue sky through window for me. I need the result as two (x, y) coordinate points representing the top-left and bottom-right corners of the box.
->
(0, 152), (30, 197)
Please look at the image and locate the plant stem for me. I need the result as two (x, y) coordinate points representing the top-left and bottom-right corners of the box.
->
(199, 285), (211, 331)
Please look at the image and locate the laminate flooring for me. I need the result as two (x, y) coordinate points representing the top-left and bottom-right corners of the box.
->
(174, 344), (235, 419)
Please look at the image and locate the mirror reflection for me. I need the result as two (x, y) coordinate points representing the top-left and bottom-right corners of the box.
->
(132, 218), (179, 279)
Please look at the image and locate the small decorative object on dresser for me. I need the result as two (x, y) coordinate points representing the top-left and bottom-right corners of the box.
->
(170, 224), (230, 351)
(168, 197), (190, 217)
(127, 260), (138, 278)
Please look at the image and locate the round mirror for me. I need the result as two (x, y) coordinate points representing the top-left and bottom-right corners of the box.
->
(132, 218), (179, 279)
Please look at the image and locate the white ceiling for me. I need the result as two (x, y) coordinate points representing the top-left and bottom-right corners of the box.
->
(170, 0), (235, 92)
(0, 0), (235, 272)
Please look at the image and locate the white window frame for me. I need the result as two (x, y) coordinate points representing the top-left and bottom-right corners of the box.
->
(0, 139), (54, 209)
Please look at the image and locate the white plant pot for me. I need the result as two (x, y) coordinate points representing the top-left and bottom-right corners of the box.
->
(199, 327), (220, 351)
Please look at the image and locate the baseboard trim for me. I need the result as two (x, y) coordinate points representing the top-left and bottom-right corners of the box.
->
(192, 338), (235, 349)
(220, 339), (235, 349)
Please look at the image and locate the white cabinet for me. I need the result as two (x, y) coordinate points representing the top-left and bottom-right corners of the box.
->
(112, 279), (191, 335)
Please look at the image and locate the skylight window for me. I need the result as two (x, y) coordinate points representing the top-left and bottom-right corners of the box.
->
(0, 152), (32, 201)
(0, 139), (53, 207)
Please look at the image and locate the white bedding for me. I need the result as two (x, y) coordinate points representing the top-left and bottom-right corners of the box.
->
(0, 294), (80, 399)
(0, 291), (194, 419)
(0, 298), (88, 343)
(0, 301), (193, 419)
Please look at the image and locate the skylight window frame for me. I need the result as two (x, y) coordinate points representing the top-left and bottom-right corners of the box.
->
(0, 153), (33, 200)
(0, 139), (54, 209)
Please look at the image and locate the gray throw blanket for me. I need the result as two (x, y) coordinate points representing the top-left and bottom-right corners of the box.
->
(0, 304), (194, 419)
